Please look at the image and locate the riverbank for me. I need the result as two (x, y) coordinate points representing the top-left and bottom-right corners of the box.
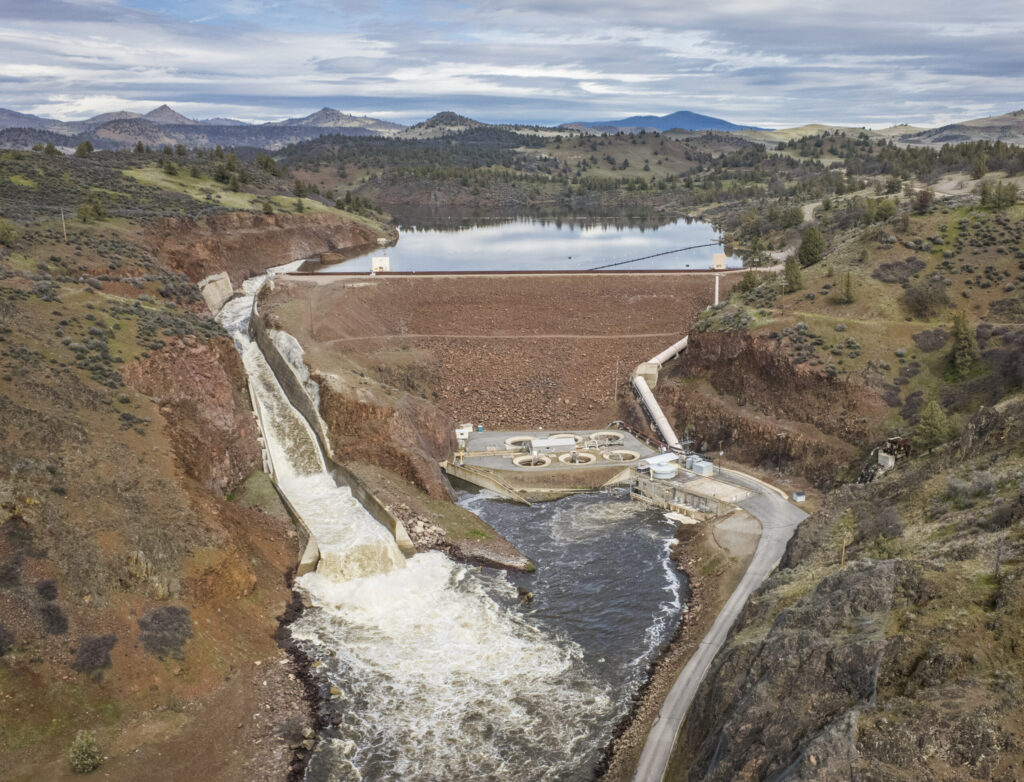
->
(596, 510), (760, 782)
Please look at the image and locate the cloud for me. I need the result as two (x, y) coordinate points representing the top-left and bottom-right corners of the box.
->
(0, 0), (1020, 127)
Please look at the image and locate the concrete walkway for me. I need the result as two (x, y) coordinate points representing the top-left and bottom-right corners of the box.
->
(631, 469), (807, 782)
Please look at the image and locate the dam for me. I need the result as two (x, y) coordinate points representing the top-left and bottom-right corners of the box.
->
(212, 230), (797, 781)
(217, 264), (691, 781)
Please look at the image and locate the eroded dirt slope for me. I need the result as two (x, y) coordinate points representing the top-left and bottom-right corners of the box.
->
(145, 211), (396, 284)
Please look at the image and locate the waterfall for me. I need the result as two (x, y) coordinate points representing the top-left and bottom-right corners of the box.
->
(216, 265), (611, 781)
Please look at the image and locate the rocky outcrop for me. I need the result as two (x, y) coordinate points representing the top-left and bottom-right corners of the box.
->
(315, 375), (457, 500)
(144, 211), (396, 284)
(655, 332), (885, 486)
(125, 335), (261, 494)
(683, 559), (898, 782)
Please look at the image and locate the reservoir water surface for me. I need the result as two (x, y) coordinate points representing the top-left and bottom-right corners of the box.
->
(317, 216), (738, 273)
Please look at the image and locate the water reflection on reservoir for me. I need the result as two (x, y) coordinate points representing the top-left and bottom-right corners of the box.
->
(318, 216), (739, 273)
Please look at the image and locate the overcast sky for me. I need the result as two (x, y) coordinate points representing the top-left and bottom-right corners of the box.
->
(1, 0), (1021, 128)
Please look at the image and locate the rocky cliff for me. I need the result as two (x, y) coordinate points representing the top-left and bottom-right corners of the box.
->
(124, 335), (260, 494)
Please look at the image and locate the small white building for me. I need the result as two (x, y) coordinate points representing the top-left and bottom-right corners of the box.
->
(528, 436), (577, 457)
(371, 255), (391, 273)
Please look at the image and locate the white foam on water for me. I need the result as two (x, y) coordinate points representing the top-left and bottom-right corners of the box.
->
(633, 526), (685, 669)
(548, 497), (683, 671)
(294, 553), (610, 781)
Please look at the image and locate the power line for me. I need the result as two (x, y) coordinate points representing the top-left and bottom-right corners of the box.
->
(588, 241), (721, 271)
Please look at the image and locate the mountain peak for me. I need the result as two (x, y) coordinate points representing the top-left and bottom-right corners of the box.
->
(417, 111), (483, 129)
(144, 104), (196, 125)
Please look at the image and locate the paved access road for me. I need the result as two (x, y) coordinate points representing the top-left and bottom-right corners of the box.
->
(631, 469), (808, 782)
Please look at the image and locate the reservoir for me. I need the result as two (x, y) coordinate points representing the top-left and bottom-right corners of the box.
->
(316, 216), (738, 273)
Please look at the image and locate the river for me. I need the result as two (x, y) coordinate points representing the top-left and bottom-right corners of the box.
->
(219, 266), (684, 782)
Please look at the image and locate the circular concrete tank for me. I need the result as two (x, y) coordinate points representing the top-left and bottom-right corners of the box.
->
(591, 431), (625, 445)
(504, 436), (533, 450)
(602, 449), (639, 462)
(557, 451), (597, 465)
(513, 454), (551, 468)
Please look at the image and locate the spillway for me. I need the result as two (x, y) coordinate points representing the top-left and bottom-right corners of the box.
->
(219, 270), (406, 581)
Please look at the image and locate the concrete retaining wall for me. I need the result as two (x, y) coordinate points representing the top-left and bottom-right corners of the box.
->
(198, 271), (234, 314)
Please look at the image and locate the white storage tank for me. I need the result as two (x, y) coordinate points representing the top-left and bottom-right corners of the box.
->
(685, 454), (700, 470)
(651, 464), (678, 480)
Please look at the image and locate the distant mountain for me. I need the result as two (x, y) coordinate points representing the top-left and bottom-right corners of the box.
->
(145, 104), (197, 125)
(276, 107), (404, 135)
(734, 123), (925, 145)
(198, 117), (250, 126)
(900, 109), (1024, 146)
(400, 111), (485, 139)
(0, 103), (409, 151)
(92, 118), (181, 147)
(565, 110), (765, 133)
(58, 111), (145, 135)
(0, 107), (53, 130)
(85, 111), (143, 124)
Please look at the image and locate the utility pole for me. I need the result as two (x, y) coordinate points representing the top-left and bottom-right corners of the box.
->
(60, 208), (67, 242)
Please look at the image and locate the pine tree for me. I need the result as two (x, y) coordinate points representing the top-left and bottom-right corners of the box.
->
(784, 254), (802, 293)
(950, 309), (978, 378)
(833, 272), (854, 304)
(797, 226), (825, 268)
(914, 397), (951, 452)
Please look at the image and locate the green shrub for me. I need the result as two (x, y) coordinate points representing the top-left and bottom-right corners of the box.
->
(903, 276), (950, 318)
(0, 218), (16, 247)
(70, 730), (102, 773)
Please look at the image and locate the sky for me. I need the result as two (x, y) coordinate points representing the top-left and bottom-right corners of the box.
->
(1, 0), (1021, 128)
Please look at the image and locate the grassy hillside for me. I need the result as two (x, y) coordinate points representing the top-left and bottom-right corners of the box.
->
(0, 145), (393, 779)
(649, 150), (1024, 781)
